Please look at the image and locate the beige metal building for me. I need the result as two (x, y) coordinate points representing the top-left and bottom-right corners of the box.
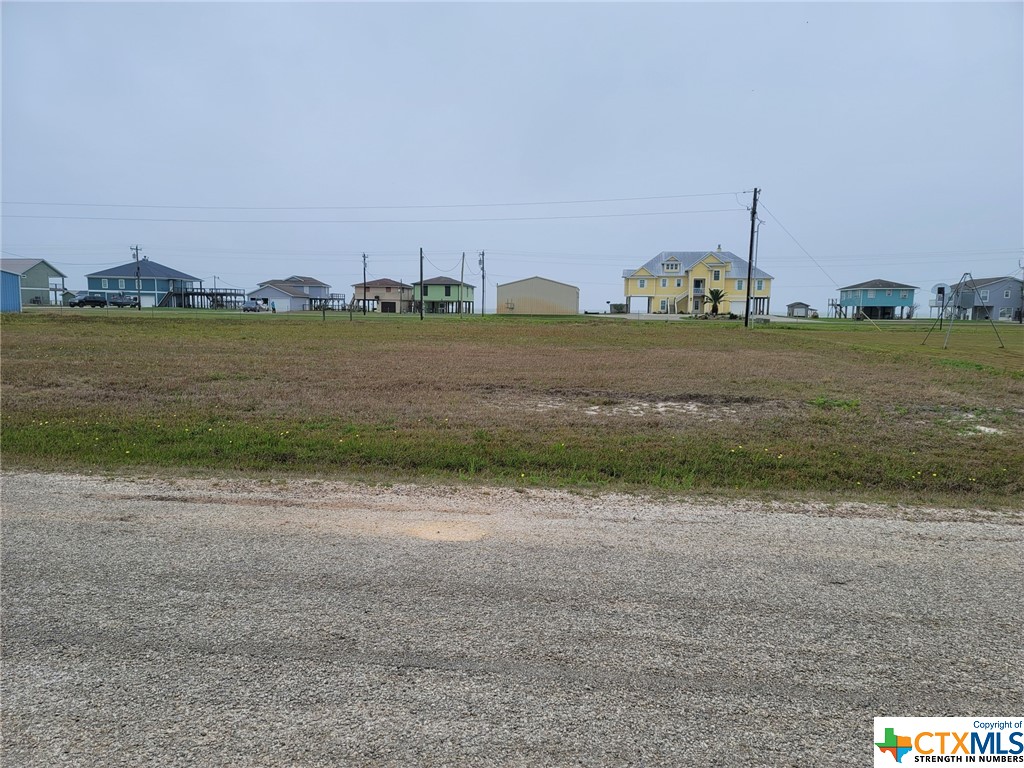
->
(496, 276), (579, 315)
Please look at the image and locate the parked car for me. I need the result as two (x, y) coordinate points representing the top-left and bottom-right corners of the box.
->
(109, 293), (139, 308)
(69, 291), (108, 308)
(241, 300), (267, 312)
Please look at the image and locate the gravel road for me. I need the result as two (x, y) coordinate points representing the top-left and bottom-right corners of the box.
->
(2, 471), (1021, 766)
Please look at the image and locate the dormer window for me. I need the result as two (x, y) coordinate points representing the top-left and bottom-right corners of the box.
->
(664, 262), (679, 272)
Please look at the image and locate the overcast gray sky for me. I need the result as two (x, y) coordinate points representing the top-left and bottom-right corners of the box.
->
(3, 1), (1022, 313)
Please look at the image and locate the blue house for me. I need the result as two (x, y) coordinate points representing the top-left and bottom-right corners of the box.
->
(87, 259), (201, 308)
(1, 267), (23, 312)
(838, 279), (918, 320)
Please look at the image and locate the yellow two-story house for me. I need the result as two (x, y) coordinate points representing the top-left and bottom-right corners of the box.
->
(622, 247), (773, 316)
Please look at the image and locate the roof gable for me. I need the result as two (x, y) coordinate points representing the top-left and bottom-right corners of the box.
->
(839, 279), (918, 290)
(87, 259), (200, 281)
(258, 275), (329, 288)
(0, 258), (68, 278)
(353, 278), (412, 289)
(414, 276), (474, 287)
(283, 275), (329, 286)
(249, 284), (305, 298)
(497, 276), (579, 291)
(629, 250), (773, 280)
(950, 276), (1023, 290)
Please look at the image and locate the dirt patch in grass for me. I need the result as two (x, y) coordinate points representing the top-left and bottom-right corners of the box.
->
(480, 388), (795, 422)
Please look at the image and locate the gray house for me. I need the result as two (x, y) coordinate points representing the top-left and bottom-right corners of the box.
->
(948, 276), (1023, 321)
(786, 301), (818, 318)
(0, 258), (67, 306)
(249, 276), (331, 312)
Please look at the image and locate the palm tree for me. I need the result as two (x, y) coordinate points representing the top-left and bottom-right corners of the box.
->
(703, 288), (728, 316)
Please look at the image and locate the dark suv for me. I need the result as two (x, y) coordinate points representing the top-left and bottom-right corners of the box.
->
(109, 294), (140, 308)
(69, 292), (108, 308)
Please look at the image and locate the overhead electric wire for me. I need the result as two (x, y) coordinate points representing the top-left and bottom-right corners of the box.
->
(759, 202), (841, 288)
(1, 208), (747, 225)
(423, 254), (463, 274)
(1, 191), (744, 211)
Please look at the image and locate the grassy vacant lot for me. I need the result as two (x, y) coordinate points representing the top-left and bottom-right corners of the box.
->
(2, 310), (1022, 507)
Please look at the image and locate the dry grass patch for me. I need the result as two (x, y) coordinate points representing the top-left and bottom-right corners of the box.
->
(2, 312), (1021, 506)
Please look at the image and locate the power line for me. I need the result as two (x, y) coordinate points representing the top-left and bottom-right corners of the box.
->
(424, 254), (463, 274)
(8, 243), (1019, 260)
(1, 208), (747, 225)
(759, 202), (841, 288)
(1, 191), (744, 211)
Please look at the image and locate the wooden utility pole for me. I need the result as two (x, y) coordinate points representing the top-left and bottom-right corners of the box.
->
(362, 253), (367, 315)
(419, 248), (424, 320)
(131, 244), (142, 310)
(478, 250), (486, 315)
(460, 252), (465, 317)
(743, 188), (759, 328)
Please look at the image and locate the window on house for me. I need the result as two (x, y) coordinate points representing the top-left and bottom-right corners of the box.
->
(756, 279), (764, 291)
(1005, 289), (1012, 299)
(675, 279), (682, 288)
(660, 278), (667, 288)
(386, 287), (392, 293)
(664, 262), (679, 272)
(736, 279), (744, 290)
(445, 285), (452, 297)
(980, 290), (989, 302)
(713, 270), (721, 281)
(886, 290), (892, 296)
(638, 279), (646, 289)
(101, 279), (108, 288)
(999, 307), (1013, 319)
(659, 299), (667, 312)
(118, 279), (125, 289)
(303, 286), (309, 294)
(900, 291), (908, 299)
(422, 285), (429, 296)
(867, 290), (876, 298)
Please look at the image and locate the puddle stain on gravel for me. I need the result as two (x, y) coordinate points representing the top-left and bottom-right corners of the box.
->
(401, 521), (488, 542)
(85, 492), (492, 542)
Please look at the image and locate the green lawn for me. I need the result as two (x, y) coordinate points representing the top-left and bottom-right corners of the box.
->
(2, 310), (1021, 507)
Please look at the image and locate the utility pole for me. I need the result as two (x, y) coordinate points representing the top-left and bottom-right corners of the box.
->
(1019, 260), (1024, 324)
(131, 244), (142, 310)
(743, 188), (759, 328)
(362, 253), (367, 315)
(478, 250), (486, 315)
(419, 248), (424, 320)
(460, 252), (465, 317)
